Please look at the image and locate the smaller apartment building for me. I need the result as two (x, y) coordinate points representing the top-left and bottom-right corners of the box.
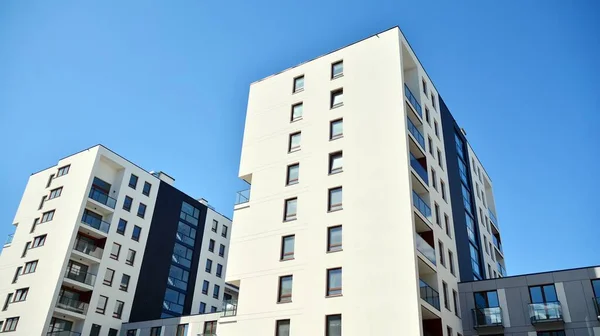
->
(459, 266), (600, 336)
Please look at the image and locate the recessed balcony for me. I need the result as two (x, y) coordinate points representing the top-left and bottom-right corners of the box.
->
(419, 279), (440, 311)
(412, 191), (432, 223)
(234, 187), (251, 210)
(55, 295), (89, 319)
(80, 211), (110, 235)
(72, 236), (104, 263)
(404, 84), (423, 120)
(489, 208), (499, 229)
(416, 234), (436, 266)
(88, 187), (116, 209)
(410, 153), (429, 186)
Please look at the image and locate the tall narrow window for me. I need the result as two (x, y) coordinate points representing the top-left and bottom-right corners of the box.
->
(431, 169), (437, 190)
(199, 302), (206, 313)
(281, 235), (295, 261)
(103, 268), (115, 286)
(437, 149), (443, 169)
(222, 225), (228, 238)
(326, 314), (342, 336)
(219, 244), (225, 257)
(120, 274), (130, 291)
(442, 281), (450, 310)
(38, 196), (47, 210)
(441, 180), (447, 201)
(449, 251), (455, 275)
(432, 93), (437, 109)
(425, 107), (430, 124)
(434, 121), (439, 138)
(422, 78), (427, 94)
(123, 196), (133, 211)
(330, 88), (344, 108)
(209, 239), (215, 252)
(446, 326), (452, 336)
(453, 290), (460, 316)
(213, 284), (220, 299)
(330, 118), (343, 140)
(278, 275), (293, 303)
(46, 174), (55, 188)
(212, 220), (218, 232)
(92, 325), (102, 336)
(96, 295), (108, 314)
(284, 198), (297, 221)
(327, 268), (342, 296)
(117, 219), (127, 235)
(12, 267), (22, 283)
(286, 164), (299, 185)
(137, 203), (147, 218)
(289, 132), (301, 152)
(132, 225), (142, 242)
(276, 319), (290, 336)
(428, 137), (433, 154)
(22, 242), (31, 257)
(142, 182), (152, 196)
(328, 187), (343, 212)
(484, 236), (489, 254)
(206, 259), (213, 273)
(126, 249), (136, 266)
(444, 214), (451, 238)
(30, 218), (39, 233)
(434, 203), (440, 226)
(150, 327), (162, 336)
(332, 61), (343, 78)
(129, 174), (138, 189)
(113, 300), (124, 319)
(327, 226), (342, 252)
(111, 243), (121, 260)
(293, 75), (304, 93)
(108, 329), (118, 336)
(216, 264), (223, 278)
(438, 240), (445, 267)
(329, 152), (343, 174)
(3, 294), (13, 311)
(202, 280), (209, 294)
(291, 103), (303, 122)
(57, 165), (70, 177)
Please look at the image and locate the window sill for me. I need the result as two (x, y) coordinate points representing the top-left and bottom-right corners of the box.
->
(330, 103), (344, 110)
(137, 215), (145, 219)
(330, 135), (344, 141)
(283, 218), (297, 223)
(328, 208), (343, 213)
(326, 294), (343, 298)
(286, 181), (299, 186)
(331, 74), (344, 80)
(293, 88), (304, 94)
(280, 258), (295, 262)
(277, 301), (292, 304)
(288, 148), (301, 154)
(328, 170), (343, 176)
(326, 249), (343, 254)
(291, 117), (303, 123)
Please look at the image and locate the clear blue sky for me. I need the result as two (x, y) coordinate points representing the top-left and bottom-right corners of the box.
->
(1, 1), (598, 276)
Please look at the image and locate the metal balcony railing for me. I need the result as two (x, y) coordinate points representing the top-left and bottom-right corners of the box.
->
(56, 295), (89, 315)
(410, 153), (429, 185)
(404, 84), (423, 118)
(529, 302), (563, 323)
(497, 262), (507, 277)
(88, 187), (116, 209)
(407, 117), (425, 149)
(419, 280), (440, 310)
(488, 209), (499, 228)
(415, 234), (436, 265)
(81, 213), (111, 234)
(473, 307), (503, 327)
(64, 268), (97, 286)
(222, 299), (238, 317)
(412, 191), (432, 221)
(493, 235), (503, 253)
(47, 331), (82, 336)
(73, 238), (104, 259)
(235, 189), (250, 205)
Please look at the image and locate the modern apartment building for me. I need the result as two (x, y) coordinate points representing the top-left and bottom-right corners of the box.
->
(459, 265), (600, 336)
(0, 145), (231, 336)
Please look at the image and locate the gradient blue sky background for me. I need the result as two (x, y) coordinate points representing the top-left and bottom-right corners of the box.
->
(1, 0), (598, 275)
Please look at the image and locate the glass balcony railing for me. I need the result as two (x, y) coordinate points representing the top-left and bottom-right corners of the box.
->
(593, 297), (600, 320)
(64, 268), (97, 286)
(473, 307), (503, 327)
(488, 209), (499, 228)
(56, 295), (89, 315)
(235, 188), (250, 205)
(415, 234), (436, 265)
(407, 117), (425, 149)
(222, 299), (238, 317)
(404, 84), (423, 118)
(73, 238), (104, 259)
(81, 213), (111, 234)
(497, 262), (507, 277)
(419, 280), (440, 310)
(410, 153), (429, 185)
(47, 331), (82, 336)
(5, 233), (14, 245)
(492, 235), (503, 253)
(88, 187), (116, 209)
(529, 302), (563, 323)
(412, 191), (432, 221)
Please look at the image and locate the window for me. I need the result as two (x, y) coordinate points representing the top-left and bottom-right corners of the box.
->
(330, 118), (343, 140)
(57, 165), (70, 177)
(108, 329), (118, 336)
(327, 268), (342, 296)
(150, 327), (162, 336)
(330, 88), (344, 108)
(211, 306), (217, 313)
(484, 236), (489, 254)
(96, 295), (108, 314)
(46, 174), (55, 188)
(173, 243), (193, 268)
(293, 75), (304, 93)
(117, 219), (127, 235)
(32, 234), (46, 248)
(3, 317), (18, 332)
(129, 174), (138, 189)
(120, 274), (130, 291)
(143, 182), (152, 196)
(30, 218), (39, 233)
(23, 260), (37, 274)
(3, 294), (12, 311)
(12, 267), (22, 283)
(209, 239), (215, 252)
(92, 325), (102, 336)
(442, 281), (450, 310)
(284, 198), (297, 221)
(425, 107), (430, 124)
(212, 219), (218, 232)
(291, 102), (303, 122)
(278, 275), (293, 303)
(434, 121), (439, 138)
(593, 279), (600, 298)
(213, 284), (220, 299)
(327, 225), (342, 252)
(163, 288), (186, 314)
(286, 163), (299, 185)
(437, 149), (443, 168)
(41, 210), (55, 223)
(206, 259), (213, 273)
(289, 132), (301, 152)
(434, 203), (440, 226)
(110, 243), (121, 260)
(276, 319), (290, 336)
(328, 187), (343, 212)
(474, 290), (499, 308)
(203, 321), (217, 335)
(202, 280), (209, 294)
(123, 196), (133, 211)
(529, 284), (558, 303)
(449, 251), (455, 275)
(487, 264), (492, 278)
(126, 249), (136, 266)
(281, 235), (295, 261)
(166, 265), (188, 295)
(422, 78), (427, 94)
(329, 151), (343, 174)
(199, 302), (206, 313)
(432, 94), (437, 109)
(444, 214), (451, 238)
(132, 225), (142, 241)
(13, 288), (28, 302)
(326, 314), (342, 336)
(137, 203), (146, 218)
(103, 268), (115, 286)
(447, 326), (452, 336)
(180, 202), (200, 225)
(332, 60), (343, 78)
(113, 300), (124, 318)
(453, 290), (460, 317)
(176, 324), (188, 336)
(438, 240), (445, 266)
(216, 264), (223, 278)
(428, 137), (433, 154)
(441, 180), (447, 201)
(431, 169), (437, 190)
(38, 195), (47, 210)
(219, 244), (225, 257)
(48, 187), (62, 200)
(222, 225), (228, 238)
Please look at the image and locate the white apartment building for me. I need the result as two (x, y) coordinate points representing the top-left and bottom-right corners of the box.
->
(0, 145), (231, 336)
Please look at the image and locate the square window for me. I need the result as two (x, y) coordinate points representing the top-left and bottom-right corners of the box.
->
(219, 244), (225, 257)
(126, 249), (136, 266)
(129, 174), (138, 189)
(330, 118), (343, 140)
(222, 225), (228, 238)
(120, 274), (130, 291)
(23, 260), (37, 274)
(3, 317), (18, 332)
(291, 103), (303, 122)
(327, 268), (342, 296)
(293, 75), (304, 93)
(276, 319), (290, 336)
(103, 268), (115, 286)
(278, 275), (293, 303)
(327, 226), (342, 252)
(123, 196), (133, 211)
(117, 219), (127, 235)
(284, 198), (297, 221)
(328, 187), (343, 212)
(92, 325), (102, 336)
(111, 243), (121, 260)
(32, 234), (46, 248)
(41, 210), (55, 223)
(57, 165), (70, 177)
(132, 225), (142, 242)
(330, 88), (344, 108)
(326, 314), (342, 336)
(137, 203), (147, 218)
(289, 132), (301, 152)
(143, 182), (152, 196)
(49, 187), (62, 199)
(286, 163), (299, 185)
(281, 235), (295, 261)
(332, 61), (343, 78)
(329, 152), (343, 174)
(113, 300), (124, 319)
(14, 288), (28, 302)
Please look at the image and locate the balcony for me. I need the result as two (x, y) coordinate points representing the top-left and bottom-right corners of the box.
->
(234, 188), (250, 206)
(416, 234), (436, 265)
(419, 280), (440, 310)
(4, 233), (14, 246)
(56, 295), (89, 316)
(529, 302), (563, 323)
(412, 191), (432, 221)
(407, 117), (425, 150)
(88, 187), (116, 209)
(473, 307), (503, 328)
(404, 84), (422, 118)
(64, 268), (96, 287)
(222, 299), (238, 317)
(497, 262), (506, 277)
(47, 332), (82, 336)
(493, 235), (503, 254)
(73, 237), (104, 260)
(81, 213), (110, 234)
(594, 297), (600, 320)
(410, 153), (429, 185)
(489, 209), (499, 228)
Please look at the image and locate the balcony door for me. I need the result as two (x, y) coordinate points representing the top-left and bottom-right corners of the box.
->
(66, 260), (89, 283)
(529, 284), (560, 320)
(473, 290), (500, 325)
(47, 317), (73, 334)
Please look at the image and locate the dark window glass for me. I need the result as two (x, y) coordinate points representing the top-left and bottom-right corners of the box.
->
(208, 239), (215, 252)
(281, 235), (295, 261)
(326, 314), (341, 336)
(96, 295), (108, 314)
(213, 284), (220, 299)
(150, 327), (162, 336)
(276, 319), (290, 336)
(474, 290), (499, 308)
(123, 196), (133, 211)
(206, 259), (213, 273)
(113, 300), (124, 318)
(120, 274), (130, 291)
(278, 275), (293, 303)
(129, 174), (138, 189)
(289, 132), (301, 152)
(126, 249), (136, 266)
(143, 182), (152, 196)
(327, 268), (342, 296)
(529, 284), (558, 303)
(287, 164), (299, 185)
(199, 302), (206, 313)
(328, 226), (342, 252)
(592, 279), (600, 297)
(203, 321), (217, 335)
(219, 244), (225, 257)
(132, 225), (141, 242)
(91, 324), (102, 336)
(103, 269), (115, 286)
(216, 264), (223, 278)
(330, 88), (344, 108)
(202, 280), (209, 294)
(329, 152), (343, 174)
(137, 203), (146, 218)
(117, 219), (127, 235)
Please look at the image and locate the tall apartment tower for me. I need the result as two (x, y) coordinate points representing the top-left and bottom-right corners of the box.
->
(0, 145), (231, 335)
(220, 27), (504, 336)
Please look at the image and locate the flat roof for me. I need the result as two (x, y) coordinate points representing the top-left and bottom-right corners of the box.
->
(459, 264), (600, 284)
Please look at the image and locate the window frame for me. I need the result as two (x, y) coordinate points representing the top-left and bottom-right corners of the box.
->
(280, 235), (295, 261)
(326, 267), (342, 297)
(331, 60), (343, 79)
(330, 88), (344, 109)
(286, 163), (300, 185)
(126, 249), (136, 266)
(202, 280), (209, 295)
(132, 225), (142, 242)
(137, 203), (147, 218)
(23, 260), (37, 274)
(288, 132), (301, 152)
(110, 243), (121, 260)
(123, 196), (133, 211)
(291, 102), (303, 122)
(32, 234), (46, 248)
(284, 198), (298, 221)
(330, 118), (343, 140)
(219, 244), (225, 257)
(96, 295), (108, 314)
(49, 187), (63, 200)
(326, 314), (342, 336)
(113, 300), (125, 319)
(328, 187), (343, 212)
(142, 182), (152, 196)
(327, 225), (342, 252)
(103, 268), (115, 286)
(129, 174), (138, 189)
(278, 275), (293, 303)
(329, 151), (343, 175)
(293, 75), (304, 93)
(120, 274), (130, 292)
(117, 218), (128, 235)
(276, 319), (290, 336)
(57, 165), (70, 177)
